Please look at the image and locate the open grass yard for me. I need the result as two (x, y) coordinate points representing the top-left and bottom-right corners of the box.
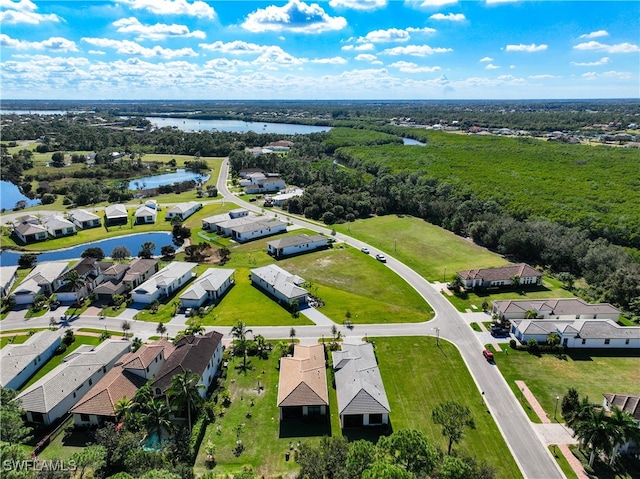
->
(447, 276), (575, 312)
(194, 351), (340, 477)
(19, 335), (102, 391)
(0, 332), (31, 348)
(280, 246), (434, 324)
(374, 337), (522, 479)
(333, 215), (508, 282)
(495, 347), (640, 425)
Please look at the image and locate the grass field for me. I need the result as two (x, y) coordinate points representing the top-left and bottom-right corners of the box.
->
(196, 336), (521, 478)
(19, 335), (102, 391)
(494, 347), (640, 424)
(0, 332), (31, 348)
(332, 215), (508, 282)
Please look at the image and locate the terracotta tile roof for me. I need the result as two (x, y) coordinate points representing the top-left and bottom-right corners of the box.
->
(70, 368), (146, 417)
(603, 393), (640, 421)
(277, 344), (328, 407)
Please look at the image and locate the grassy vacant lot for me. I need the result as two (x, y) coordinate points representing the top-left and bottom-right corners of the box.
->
(197, 337), (520, 478)
(447, 276), (574, 312)
(333, 215), (507, 282)
(19, 335), (102, 391)
(494, 347), (640, 424)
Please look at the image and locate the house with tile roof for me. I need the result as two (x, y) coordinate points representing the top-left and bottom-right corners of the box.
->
(70, 339), (174, 426)
(492, 298), (621, 321)
(11, 262), (69, 305)
(68, 209), (101, 229)
(457, 263), (542, 289)
(165, 201), (202, 221)
(602, 393), (640, 454)
(250, 264), (308, 308)
(332, 342), (390, 428)
(55, 257), (106, 303)
(277, 344), (328, 421)
(42, 215), (76, 238)
(267, 234), (328, 258)
(131, 262), (197, 304)
(179, 268), (235, 309)
(0, 265), (19, 298)
(0, 330), (62, 390)
(230, 218), (287, 243)
(15, 339), (130, 425)
(151, 331), (223, 400)
(104, 204), (129, 226)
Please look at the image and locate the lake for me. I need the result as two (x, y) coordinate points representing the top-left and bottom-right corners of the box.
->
(129, 169), (210, 190)
(402, 138), (426, 146)
(0, 232), (174, 267)
(0, 181), (41, 211)
(146, 117), (332, 135)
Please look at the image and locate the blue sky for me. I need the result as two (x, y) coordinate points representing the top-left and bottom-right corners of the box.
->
(1, 0), (638, 100)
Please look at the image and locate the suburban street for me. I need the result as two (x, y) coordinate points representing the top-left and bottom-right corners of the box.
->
(0, 159), (565, 479)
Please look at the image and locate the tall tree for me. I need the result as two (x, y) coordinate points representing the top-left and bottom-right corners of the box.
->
(377, 429), (439, 476)
(167, 370), (203, 432)
(230, 320), (253, 371)
(607, 406), (640, 465)
(70, 445), (106, 479)
(144, 400), (172, 439)
(64, 270), (86, 297)
(0, 388), (33, 445)
(111, 246), (131, 261)
(573, 407), (615, 467)
(156, 322), (167, 339)
(138, 241), (156, 259)
(432, 401), (476, 455)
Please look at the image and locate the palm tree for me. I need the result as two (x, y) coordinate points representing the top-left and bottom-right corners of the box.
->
(156, 322), (167, 339)
(608, 406), (640, 465)
(167, 370), (204, 432)
(450, 274), (464, 293)
(546, 332), (560, 347)
(64, 270), (86, 300)
(121, 320), (131, 338)
(230, 320), (253, 371)
(289, 327), (297, 346)
(254, 334), (267, 359)
(573, 407), (615, 467)
(567, 396), (595, 429)
(145, 399), (172, 439)
(114, 397), (135, 424)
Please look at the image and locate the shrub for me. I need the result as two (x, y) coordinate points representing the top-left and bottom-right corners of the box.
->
(55, 343), (68, 355)
(189, 415), (209, 461)
(509, 339), (517, 349)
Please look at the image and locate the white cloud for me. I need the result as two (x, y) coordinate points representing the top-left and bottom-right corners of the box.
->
(88, 50), (106, 55)
(573, 41), (639, 54)
(0, 34), (78, 52)
(486, 0), (520, 4)
(506, 43), (548, 52)
(359, 28), (410, 43)
(389, 60), (440, 73)
(82, 38), (198, 59)
(429, 13), (465, 21)
(382, 44), (452, 56)
(479, 56), (493, 62)
(528, 74), (557, 79)
(571, 57), (610, 67)
(116, 0), (215, 19)
(418, 0), (458, 6)
(200, 40), (270, 55)
(582, 70), (632, 80)
(355, 54), (378, 61)
(329, 0), (387, 10)
(0, 0), (61, 24)
(485, 63), (499, 69)
(311, 56), (348, 64)
(113, 17), (206, 40)
(579, 30), (608, 39)
(242, 0), (347, 34)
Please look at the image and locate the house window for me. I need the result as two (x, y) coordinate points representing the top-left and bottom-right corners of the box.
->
(625, 339), (630, 345)
(155, 388), (161, 395)
(89, 379), (92, 386)
(604, 339), (610, 345)
(308, 406), (322, 416)
(80, 414), (90, 422)
(31, 412), (44, 423)
(581, 339), (586, 345)
(369, 413), (383, 424)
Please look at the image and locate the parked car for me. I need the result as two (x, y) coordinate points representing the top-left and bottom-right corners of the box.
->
(482, 349), (494, 362)
(361, 247), (370, 254)
(375, 254), (387, 263)
(49, 301), (61, 311)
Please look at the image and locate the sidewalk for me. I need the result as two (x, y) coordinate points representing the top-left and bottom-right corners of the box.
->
(516, 380), (588, 479)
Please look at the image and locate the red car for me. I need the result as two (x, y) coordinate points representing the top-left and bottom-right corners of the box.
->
(482, 349), (494, 361)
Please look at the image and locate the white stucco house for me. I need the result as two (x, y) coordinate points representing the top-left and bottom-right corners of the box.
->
(493, 298), (622, 322)
(179, 268), (235, 309)
(131, 262), (198, 304)
(231, 218), (287, 242)
(68, 209), (101, 230)
(15, 339), (130, 425)
(0, 265), (19, 298)
(201, 209), (249, 232)
(602, 393), (640, 454)
(457, 263), (543, 289)
(11, 262), (69, 305)
(0, 330), (63, 390)
(13, 221), (48, 244)
(134, 204), (157, 225)
(245, 175), (286, 194)
(333, 342), (390, 428)
(250, 264), (308, 308)
(267, 234), (328, 258)
(42, 216), (76, 238)
(165, 201), (202, 221)
(104, 204), (129, 226)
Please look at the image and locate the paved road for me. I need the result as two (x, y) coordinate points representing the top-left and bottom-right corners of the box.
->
(0, 160), (564, 479)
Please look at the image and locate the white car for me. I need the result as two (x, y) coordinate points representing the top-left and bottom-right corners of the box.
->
(361, 247), (370, 254)
(375, 254), (387, 263)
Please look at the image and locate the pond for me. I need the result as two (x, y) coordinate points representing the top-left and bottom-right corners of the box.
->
(146, 117), (332, 135)
(129, 169), (210, 190)
(402, 138), (426, 146)
(0, 232), (174, 267)
(0, 181), (41, 211)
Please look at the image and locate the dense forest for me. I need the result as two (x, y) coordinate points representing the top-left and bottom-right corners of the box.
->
(1, 103), (638, 321)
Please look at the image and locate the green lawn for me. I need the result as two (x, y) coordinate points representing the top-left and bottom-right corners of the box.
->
(38, 417), (89, 461)
(495, 347), (640, 424)
(333, 215), (508, 282)
(550, 446), (579, 479)
(1, 333), (32, 348)
(19, 335), (102, 391)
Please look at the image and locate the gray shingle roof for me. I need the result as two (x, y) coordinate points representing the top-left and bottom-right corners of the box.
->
(179, 268), (234, 301)
(0, 330), (62, 387)
(251, 264), (307, 300)
(267, 234), (327, 249)
(458, 263), (542, 282)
